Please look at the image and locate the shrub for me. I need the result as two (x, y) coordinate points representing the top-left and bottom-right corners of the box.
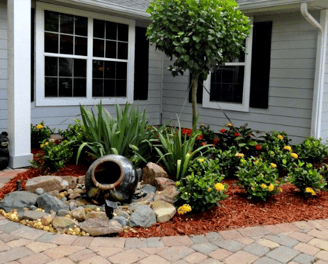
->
(295, 137), (328, 164)
(30, 140), (74, 172)
(31, 121), (54, 148)
(288, 161), (326, 197)
(261, 131), (291, 152)
(236, 157), (283, 201)
(58, 119), (85, 143)
(176, 157), (227, 212)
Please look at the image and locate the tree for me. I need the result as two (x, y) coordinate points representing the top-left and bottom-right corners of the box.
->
(146, 0), (251, 131)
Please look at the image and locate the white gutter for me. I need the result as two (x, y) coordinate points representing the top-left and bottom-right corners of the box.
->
(300, 3), (328, 138)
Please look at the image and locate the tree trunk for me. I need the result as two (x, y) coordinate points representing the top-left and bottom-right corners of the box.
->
(191, 72), (199, 132)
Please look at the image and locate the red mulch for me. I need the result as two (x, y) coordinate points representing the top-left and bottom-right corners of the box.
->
(1, 149), (328, 238)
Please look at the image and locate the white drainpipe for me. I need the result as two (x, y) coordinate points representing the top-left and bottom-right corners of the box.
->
(300, 3), (328, 139)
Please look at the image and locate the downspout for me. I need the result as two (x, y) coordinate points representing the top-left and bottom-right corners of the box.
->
(160, 51), (164, 125)
(300, 3), (328, 138)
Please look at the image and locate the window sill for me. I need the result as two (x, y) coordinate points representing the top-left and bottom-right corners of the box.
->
(35, 97), (132, 107)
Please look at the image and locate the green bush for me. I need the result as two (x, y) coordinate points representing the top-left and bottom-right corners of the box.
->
(58, 119), (85, 143)
(236, 157), (283, 201)
(30, 140), (74, 172)
(295, 137), (328, 164)
(31, 121), (54, 148)
(261, 131), (290, 152)
(288, 161), (326, 197)
(176, 156), (227, 212)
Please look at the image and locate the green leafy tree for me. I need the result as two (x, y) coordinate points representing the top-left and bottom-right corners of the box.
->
(147, 0), (251, 130)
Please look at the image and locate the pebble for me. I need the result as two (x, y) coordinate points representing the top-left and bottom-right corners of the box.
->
(34, 188), (45, 195)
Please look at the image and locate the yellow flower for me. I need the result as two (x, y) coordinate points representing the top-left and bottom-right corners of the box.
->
(305, 187), (316, 195)
(261, 184), (267, 189)
(291, 153), (298, 159)
(40, 144), (44, 148)
(36, 124), (43, 130)
(178, 204), (192, 215)
(214, 183), (225, 191)
(271, 163), (277, 168)
(175, 181), (181, 187)
(277, 134), (284, 140)
(207, 188), (212, 192)
(279, 188), (283, 193)
(45, 142), (49, 146)
(268, 184), (274, 192)
(199, 158), (204, 162)
(284, 145), (292, 151)
(226, 123), (234, 128)
(235, 153), (244, 158)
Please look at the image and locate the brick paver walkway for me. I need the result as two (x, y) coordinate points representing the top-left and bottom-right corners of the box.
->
(1, 169), (328, 263)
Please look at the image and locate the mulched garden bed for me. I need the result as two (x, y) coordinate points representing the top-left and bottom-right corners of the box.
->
(1, 150), (328, 238)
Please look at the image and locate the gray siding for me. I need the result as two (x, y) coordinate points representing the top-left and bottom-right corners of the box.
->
(321, 35), (328, 141)
(0, 0), (7, 132)
(161, 12), (317, 145)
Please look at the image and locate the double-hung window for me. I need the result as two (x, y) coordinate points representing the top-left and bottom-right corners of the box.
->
(36, 3), (135, 106)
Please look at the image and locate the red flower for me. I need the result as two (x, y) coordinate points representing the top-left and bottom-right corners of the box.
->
(234, 132), (241, 137)
(255, 144), (262, 151)
(220, 128), (226, 133)
(201, 142), (206, 146)
(213, 138), (219, 145)
(197, 134), (204, 140)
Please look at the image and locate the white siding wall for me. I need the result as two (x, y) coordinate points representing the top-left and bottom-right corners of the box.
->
(31, 31), (162, 130)
(0, 0), (7, 132)
(161, 12), (318, 145)
(321, 31), (328, 141)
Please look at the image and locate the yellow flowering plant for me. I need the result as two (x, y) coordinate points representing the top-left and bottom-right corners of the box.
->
(31, 121), (54, 148)
(236, 157), (283, 201)
(261, 131), (290, 152)
(288, 161), (326, 197)
(295, 137), (328, 164)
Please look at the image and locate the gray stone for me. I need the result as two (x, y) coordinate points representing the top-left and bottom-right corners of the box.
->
(70, 207), (85, 222)
(25, 176), (69, 193)
(52, 216), (78, 233)
(36, 193), (69, 213)
(266, 246), (299, 263)
(264, 234), (299, 247)
(0, 191), (38, 212)
(20, 210), (49, 221)
(140, 184), (157, 195)
(213, 239), (245, 252)
(114, 216), (127, 227)
(137, 192), (155, 203)
(80, 218), (123, 236)
(69, 201), (77, 210)
(151, 200), (176, 222)
(57, 209), (71, 217)
(191, 243), (218, 254)
(29, 205), (37, 211)
(292, 254), (315, 264)
(34, 188), (44, 195)
(243, 243), (270, 256)
(128, 205), (157, 228)
(61, 197), (67, 202)
(115, 209), (130, 218)
(129, 203), (144, 213)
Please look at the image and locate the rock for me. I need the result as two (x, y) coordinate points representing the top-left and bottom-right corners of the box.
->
(57, 209), (71, 217)
(128, 205), (156, 228)
(69, 201), (77, 211)
(36, 193), (70, 213)
(25, 176), (69, 193)
(137, 192), (155, 203)
(114, 216), (127, 226)
(29, 205), (37, 211)
(52, 216), (78, 233)
(74, 198), (89, 206)
(68, 193), (81, 200)
(67, 189), (73, 194)
(61, 197), (67, 202)
(85, 211), (108, 220)
(142, 162), (168, 185)
(0, 191), (38, 212)
(114, 209), (130, 219)
(140, 184), (157, 195)
(154, 186), (180, 205)
(80, 219), (123, 236)
(59, 176), (77, 189)
(129, 203), (143, 213)
(48, 190), (59, 197)
(20, 210), (49, 221)
(155, 177), (176, 191)
(73, 188), (84, 194)
(77, 176), (85, 185)
(34, 188), (44, 195)
(41, 214), (53, 226)
(71, 207), (86, 222)
(151, 200), (176, 223)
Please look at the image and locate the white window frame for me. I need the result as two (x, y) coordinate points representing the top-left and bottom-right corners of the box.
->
(202, 17), (253, 112)
(35, 2), (135, 106)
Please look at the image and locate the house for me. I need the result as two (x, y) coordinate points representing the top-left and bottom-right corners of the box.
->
(0, 0), (328, 168)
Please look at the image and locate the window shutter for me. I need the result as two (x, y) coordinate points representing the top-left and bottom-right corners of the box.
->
(188, 74), (203, 104)
(249, 21), (272, 109)
(134, 26), (149, 100)
(31, 9), (35, 102)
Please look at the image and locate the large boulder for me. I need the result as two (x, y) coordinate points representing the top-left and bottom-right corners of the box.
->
(25, 176), (69, 193)
(36, 193), (70, 213)
(52, 216), (78, 233)
(0, 191), (38, 212)
(80, 218), (123, 236)
(128, 205), (156, 228)
(151, 200), (176, 223)
(154, 186), (180, 205)
(142, 162), (168, 185)
(155, 177), (175, 191)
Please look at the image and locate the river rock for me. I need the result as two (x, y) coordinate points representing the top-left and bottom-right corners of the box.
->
(151, 200), (176, 222)
(71, 207), (86, 222)
(20, 210), (49, 221)
(34, 188), (44, 195)
(36, 193), (70, 213)
(0, 191), (38, 212)
(59, 176), (77, 189)
(25, 176), (69, 193)
(155, 177), (175, 191)
(154, 186), (180, 204)
(128, 205), (156, 228)
(41, 214), (53, 226)
(142, 162), (168, 185)
(114, 209), (130, 219)
(85, 211), (108, 220)
(80, 218), (123, 236)
(52, 216), (78, 233)
(140, 184), (157, 195)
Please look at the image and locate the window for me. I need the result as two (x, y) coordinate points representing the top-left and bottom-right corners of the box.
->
(36, 3), (135, 106)
(202, 18), (253, 112)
